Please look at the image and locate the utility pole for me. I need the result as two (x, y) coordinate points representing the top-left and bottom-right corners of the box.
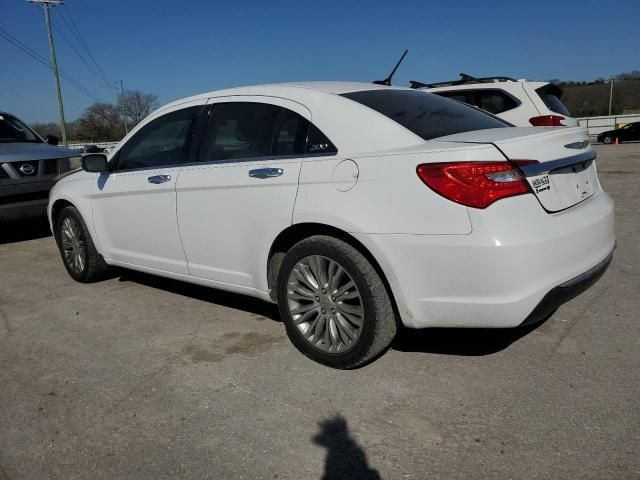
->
(608, 76), (614, 116)
(28, 0), (68, 146)
(120, 79), (128, 135)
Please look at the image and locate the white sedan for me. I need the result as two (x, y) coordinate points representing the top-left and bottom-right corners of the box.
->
(48, 82), (615, 369)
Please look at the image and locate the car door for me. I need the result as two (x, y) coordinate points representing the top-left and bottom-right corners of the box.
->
(91, 102), (204, 274)
(176, 97), (313, 293)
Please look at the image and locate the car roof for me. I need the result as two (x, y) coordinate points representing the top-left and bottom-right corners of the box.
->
(158, 82), (413, 111)
(122, 82), (428, 158)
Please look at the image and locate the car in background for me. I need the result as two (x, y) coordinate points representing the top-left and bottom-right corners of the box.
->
(0, 112), (79, 222)
(411, 74), (578, 127)
(597, 121), (640, 144)
(48, 83), (614, 368)
(79, 144), (104, 154)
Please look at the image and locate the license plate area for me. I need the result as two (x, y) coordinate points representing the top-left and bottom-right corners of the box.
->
(526, 159), (597, 212)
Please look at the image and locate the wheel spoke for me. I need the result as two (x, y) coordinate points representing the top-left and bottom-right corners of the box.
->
(334, 280), (356, 298)
(290, 302), (317, 316)
(314, 315), (326, 343)
(294, 307), (319, 325)
(337, 302), (362, 317)
(335, 313), (357, 340)
(329, 264), (345, 294)
(289, 282), (315, 298)
(307, 256), (324, 288)
(338, 309), (363, 327)
(296, 264), (318, 290)
(328, 318), (340, 350)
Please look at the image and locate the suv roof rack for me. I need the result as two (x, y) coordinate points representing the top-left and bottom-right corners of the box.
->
(409, 73), (518, 89)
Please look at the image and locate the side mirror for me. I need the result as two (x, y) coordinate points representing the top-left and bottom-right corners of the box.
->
(82, 153), (108, 173)
(45, 134), (59, 146)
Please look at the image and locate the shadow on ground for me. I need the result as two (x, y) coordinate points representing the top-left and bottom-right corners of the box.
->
(0, 218), (51, 245)
(117, 270), (281, 321)
(114, 269), (545, 355)
(313, 415), (381, 480)
(392, 320), (544, 356)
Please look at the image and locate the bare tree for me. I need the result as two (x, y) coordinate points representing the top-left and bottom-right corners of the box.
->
(76, 103), (125, 141)
(118, 89), (159, 127)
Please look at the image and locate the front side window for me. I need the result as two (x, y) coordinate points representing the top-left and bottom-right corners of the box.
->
(199, 103), (281, 162)
(342, 89), (507, 141)
(116, 106), (201, 171)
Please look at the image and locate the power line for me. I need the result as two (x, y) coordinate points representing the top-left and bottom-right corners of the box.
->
(49, 9), (115, 93)
(58, 2), (114, 86)
(0, 26), (106, 103)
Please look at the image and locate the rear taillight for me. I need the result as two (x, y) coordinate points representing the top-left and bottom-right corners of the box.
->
(416, 161), (537, 209)
(529, 115), (566, 126)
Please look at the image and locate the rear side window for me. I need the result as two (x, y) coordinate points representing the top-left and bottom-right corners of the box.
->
(342, 90), (507, 141)
(306, 124), (337, 155)
(274, 109), (337, 155)
(199, 102), (281, 162)
(475, 90), (519, 114)
(536, 85), (571, 116)
(435, 89), (519, 114)
(436, 92), (470, 104)
(275, 109), (308, 156)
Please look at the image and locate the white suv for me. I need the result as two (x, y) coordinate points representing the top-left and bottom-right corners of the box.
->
(411, 75), (578, 127)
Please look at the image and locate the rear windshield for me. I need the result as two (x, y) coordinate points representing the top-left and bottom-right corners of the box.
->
(341, 89), (508, 141)
(536, 85), (571, 116)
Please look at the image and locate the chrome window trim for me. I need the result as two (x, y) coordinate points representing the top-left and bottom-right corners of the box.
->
(519, 150), (596, 177)
(109, 151), (339, 174)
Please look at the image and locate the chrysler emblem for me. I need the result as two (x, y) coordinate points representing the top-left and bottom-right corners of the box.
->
(19, 164), (36, 175)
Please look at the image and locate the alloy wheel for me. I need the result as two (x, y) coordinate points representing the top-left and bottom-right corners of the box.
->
(60, 216), (86, 274)
(286, 255), (364, 353)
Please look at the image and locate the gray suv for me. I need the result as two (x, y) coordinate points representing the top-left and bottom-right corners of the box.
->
(1, 112), (79, 222)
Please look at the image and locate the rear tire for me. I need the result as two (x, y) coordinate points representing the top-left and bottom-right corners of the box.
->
(55, 206), (107, 283)
(602, 135), (613, 144)
(276, 235), (397, 369)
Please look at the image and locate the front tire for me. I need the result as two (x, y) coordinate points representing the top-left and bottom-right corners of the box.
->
(276, 236), (397, 369)
(55, 206), (107, 282)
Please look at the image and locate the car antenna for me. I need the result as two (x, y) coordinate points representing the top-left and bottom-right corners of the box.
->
(373, 49), (408, 86)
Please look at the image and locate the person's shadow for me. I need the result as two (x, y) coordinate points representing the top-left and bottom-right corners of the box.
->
(313, 415), (381, 480)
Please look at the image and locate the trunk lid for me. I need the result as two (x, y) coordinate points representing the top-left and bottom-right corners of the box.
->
(436, 126), (597, 212)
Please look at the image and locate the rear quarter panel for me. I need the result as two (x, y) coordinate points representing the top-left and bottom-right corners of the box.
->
(293, 143), (501, 235)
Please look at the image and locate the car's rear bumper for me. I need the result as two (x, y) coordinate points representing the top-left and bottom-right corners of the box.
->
(521, 248), (613, 326)
(354, 190), (615, 328)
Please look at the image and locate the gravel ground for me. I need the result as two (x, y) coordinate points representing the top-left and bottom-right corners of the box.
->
(1, 143), (638, 479)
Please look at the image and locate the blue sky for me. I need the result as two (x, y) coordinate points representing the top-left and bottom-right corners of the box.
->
(1, 0), (638, 123)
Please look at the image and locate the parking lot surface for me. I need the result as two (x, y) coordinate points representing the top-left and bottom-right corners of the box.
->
(1, 144), (639, 479)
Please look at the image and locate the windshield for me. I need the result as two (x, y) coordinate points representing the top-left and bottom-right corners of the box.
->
(0, 114), (43, 143)
(341, 89), (508, 141)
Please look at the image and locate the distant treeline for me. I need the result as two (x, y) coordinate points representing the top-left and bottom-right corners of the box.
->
(31, 89), (158, 143)
(549, 71), (640, 117)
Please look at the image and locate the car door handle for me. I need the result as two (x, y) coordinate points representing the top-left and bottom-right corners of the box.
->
(248, 168), (283, 179)
(147, 175), (171, 184)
